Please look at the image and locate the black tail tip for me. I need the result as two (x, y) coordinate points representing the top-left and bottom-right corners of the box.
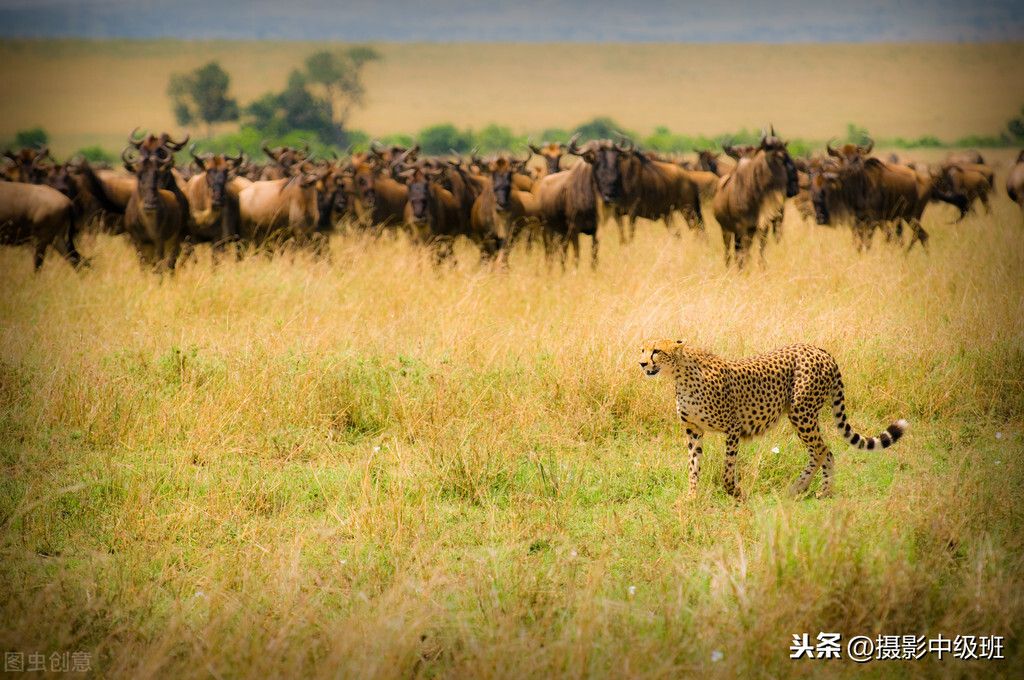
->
(887, 419), (909, 444)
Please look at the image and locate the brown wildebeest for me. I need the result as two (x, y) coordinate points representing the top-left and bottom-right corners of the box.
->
(260, 142), (310, 180)
(470, 155), (540, 260)
(712, 128), (799, 267)
(2, 146), (52, 184)
(604, 139), (706, 243)
(528, 140), (567, 177)
(184, 146), (244, 253)
(0, 181), (83, 269)
(1007, 150), (1024, 213)
(348, 151), (411, 229)
(536, 142), (600, 268)
(945, 149), (986, 166)
(812, 141), (967, 251)
(120, 147), (185, 271)
(931, 162), (994, 218)
(400, 164), (466, 262)
(237, 162), (328, 251)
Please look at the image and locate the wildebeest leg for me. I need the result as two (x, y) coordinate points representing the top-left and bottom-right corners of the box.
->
(590, 229), (599, 270)
(757, 227), (769, 267)
(905, 219), (929, 253)
(721, 228), (734, 267)
(569, 232), (581, 268)
(736, 228), (753, 270)
(32, 240), (48, 271)
(664, 211), (679, 238)
(980, 192), (992, 215)
(771, 208), (784, 243)
(628, 214), (638, 242)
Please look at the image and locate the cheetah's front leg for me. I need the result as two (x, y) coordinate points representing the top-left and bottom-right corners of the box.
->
(723, 429), (741, 497)
(684, 425), (704, 498)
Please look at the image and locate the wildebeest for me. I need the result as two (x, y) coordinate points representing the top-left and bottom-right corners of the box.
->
(260, 142), (310, 180)
(945, 149), (986, 166)
(712, 128), (799, 267)
(605, 139), (707, 243)
(348, 151), (411, 229)
(931, 162), (994, 218)
(2, 147), (52, 184)
(528, 141), (567, 177)
(400, 164), (465, 262)
(469, 156), (540, 260)
(811, 140), (967, 251)
(536, 141), (601, 267)
(0, 181), (83, 269)
(120, 147), (185, 270)
(237, 162), (328, 251)
(184, 147), (245, 253)
(1007, 150), (1024, 213)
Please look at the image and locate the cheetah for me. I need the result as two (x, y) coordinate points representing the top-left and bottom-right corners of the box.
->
(638, 341), (908, 498)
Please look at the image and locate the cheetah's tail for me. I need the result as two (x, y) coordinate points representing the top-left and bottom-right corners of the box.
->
(832, 380), (908, 451)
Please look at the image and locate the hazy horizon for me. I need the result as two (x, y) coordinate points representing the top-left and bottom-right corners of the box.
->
(1, 0), (1022, 42)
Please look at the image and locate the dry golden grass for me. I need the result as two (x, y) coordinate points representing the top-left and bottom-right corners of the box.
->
(1, 40), (1023, 155)
(1, 184), (1023, 677)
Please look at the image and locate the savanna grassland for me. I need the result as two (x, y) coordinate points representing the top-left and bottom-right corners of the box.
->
(1, 186), (1023, 677)
(1, 40), (1024, 154)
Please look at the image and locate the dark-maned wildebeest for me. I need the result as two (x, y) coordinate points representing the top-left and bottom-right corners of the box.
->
(260, 142), (310, 180)
(2, 147), (52, 184)
(470, 156), (540, 261)
(1007, 150), (1024, 213)
(712, 128), (799, 268)
(931, 162), (994, 218)
(811, 140), (967, 251)
(184, 146), (245, 254)
(349, 151), (411, 229)
(0, 181), (83, 269)
(605, 139), (706, 243)
(120, 147), (185, 271)
(401, 165), (465, 263)
(536, 144), (600, 268)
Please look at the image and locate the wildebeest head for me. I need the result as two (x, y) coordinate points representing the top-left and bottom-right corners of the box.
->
(808, 167), (841, 226)
(487, 157), (516, 212)
(760, 126), (800, 198)
(569, 134), (626, 204)
(400, 166), (433, 225)
(2, 146), (51, 184)
(528, 141), (566, 175)
(696, 149), (720, 174)
(128, 128), (189, 163)
(46, 162), (79, 201)
(124, 147), (173, 212)
(722, 143), (757, 161)
(262, 141), (310, 172)
(350, 159), (377, 209)
(191, 145), (243, 208)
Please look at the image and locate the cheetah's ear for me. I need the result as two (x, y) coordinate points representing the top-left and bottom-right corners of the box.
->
(651, 349), (662, 356)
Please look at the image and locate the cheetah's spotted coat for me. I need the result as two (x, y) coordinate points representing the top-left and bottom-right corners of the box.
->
(639, 341), (907, 498)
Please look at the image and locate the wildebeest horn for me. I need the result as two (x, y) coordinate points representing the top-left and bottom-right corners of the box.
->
(164, 133), (189, 151)
(128, 127), (145, 148)
(826, 138), (840, 157)
(566, 133), (583, 155)
(120, 147), (137, 167)
(860, 138), (874, 155)
(225, 148), (245, 165)
(527, 139), (541, 154)
(770, 123), (777, 137)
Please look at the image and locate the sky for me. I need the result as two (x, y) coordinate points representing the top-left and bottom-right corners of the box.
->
(0, 0), (1023, 42)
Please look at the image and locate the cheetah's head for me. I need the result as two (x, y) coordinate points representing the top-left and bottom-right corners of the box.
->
(639, 339), (683, 377)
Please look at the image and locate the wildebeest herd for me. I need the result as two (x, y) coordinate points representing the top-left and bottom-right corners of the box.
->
(2, 126), (1022, 272)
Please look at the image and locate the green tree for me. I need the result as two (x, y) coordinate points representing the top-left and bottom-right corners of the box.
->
(303, 46), (382, 129)
(475, 124), (523, 153)
(1006, 106), (1024, 142)
(244, 70), (340, 145)
(14, 127), (48, 148)
(573, 117), (629, 142)
(418, 124), (473, 155)
(168, 61), (240, 137)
